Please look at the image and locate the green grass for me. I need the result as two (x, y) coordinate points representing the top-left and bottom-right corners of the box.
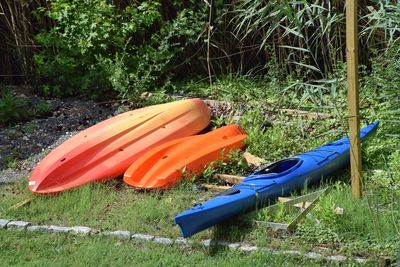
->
(1, 52), (400, 264)
(0, 230), (351, 267)
(0, 112), (398, 259)
(0, 180), (215, 240)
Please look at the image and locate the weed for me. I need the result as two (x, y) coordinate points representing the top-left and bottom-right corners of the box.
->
(32, 101), (52, 118)
(0, 90), (28, 125)
(23, 122), (37, 134)
(4, 153), (19, 169)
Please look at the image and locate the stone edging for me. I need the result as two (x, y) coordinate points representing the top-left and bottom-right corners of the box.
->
(0, 218), (367, 264)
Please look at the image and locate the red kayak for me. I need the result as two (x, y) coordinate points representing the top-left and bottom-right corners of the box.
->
(29, 99), (210, 194)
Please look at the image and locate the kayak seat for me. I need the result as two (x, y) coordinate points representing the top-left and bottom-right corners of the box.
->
(258, 158), (301, 175)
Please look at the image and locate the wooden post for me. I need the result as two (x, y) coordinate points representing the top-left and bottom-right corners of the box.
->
(346, 0), (362, 198)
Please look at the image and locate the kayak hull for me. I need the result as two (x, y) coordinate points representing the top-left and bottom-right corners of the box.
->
(29, 99), (210, 194)
(174, 121), (379, 238)
(123, 125), (247, 189)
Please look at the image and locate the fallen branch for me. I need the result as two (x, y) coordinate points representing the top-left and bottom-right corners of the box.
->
(214, 174), (244, 184)
(280, 109), (332, 120)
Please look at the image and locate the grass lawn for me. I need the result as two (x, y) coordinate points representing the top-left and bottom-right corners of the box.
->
(0, 230), (369, 266)
(1, 76), (399, 264)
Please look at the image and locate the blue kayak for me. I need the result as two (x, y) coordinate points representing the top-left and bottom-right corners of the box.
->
(174, 121), (379, 238)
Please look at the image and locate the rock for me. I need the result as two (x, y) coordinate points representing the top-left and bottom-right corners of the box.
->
(239, 245), (258, 252)
(48, 225), (71, 233)
(0, 219), (10, 228)
(132, 233), (154, 241)
(226, 242), (241, 249)
(153, 237), (173, 245)
(285, 250), (302, 255)
(69, 226), (92, 235)
(27, 225), (50, 232)
(7, 220), (31, 230)
(305, 252), (323, 260)
(334, 207), (344, 215)
(214, 240), (241, 249)
(326, 255), (347, 262)
(98, 231), (112, 236)
(175, 237), (193, 245)
(107, 230), (131, 239)
(201, 239), (213, 247)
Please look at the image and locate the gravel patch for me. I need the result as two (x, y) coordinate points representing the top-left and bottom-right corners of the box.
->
(0, 96), (118, 182)
(0, 95), (272, 184)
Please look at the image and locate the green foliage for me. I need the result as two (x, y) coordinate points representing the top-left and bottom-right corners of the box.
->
(201, 150), (250, 183)
(4, 150), (19, 169)
(32, 101), (52, 117)
(362, 2), (400, 50)
(34, 0), (206, 99)
(0, 89), (28, 125)
(0, 88), (53, 125)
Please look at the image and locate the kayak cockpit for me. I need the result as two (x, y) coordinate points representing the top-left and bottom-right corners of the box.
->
(245, 158), (303, 181)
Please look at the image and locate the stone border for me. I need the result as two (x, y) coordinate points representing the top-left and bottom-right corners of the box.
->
(0, 218), (367, 264)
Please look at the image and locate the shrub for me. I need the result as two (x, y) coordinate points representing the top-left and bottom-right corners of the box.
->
(34, 0), (206, 100)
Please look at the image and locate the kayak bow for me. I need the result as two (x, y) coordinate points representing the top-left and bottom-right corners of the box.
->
(174, 121), (379, 238)
(29, 99), (210, 194)
(123, 125), (247, 189)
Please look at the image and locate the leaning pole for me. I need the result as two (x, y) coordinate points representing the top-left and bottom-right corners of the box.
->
(346, 0), (362, 199)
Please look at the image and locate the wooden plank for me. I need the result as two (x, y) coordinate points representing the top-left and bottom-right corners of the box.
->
(280, 109), (332, 120)
(253, 221), (289, 230)
(278, 197), (312, 209)
(202, 184), (231, 192)
(287, 194), (322, 231)
(249, 188), (328, 231)
(243, 152), (267, 167)
(213, 174), (244, 184)
(8, 198), (32, 210)
(268, 188), (329, 210)
(346, 0), (362, 199)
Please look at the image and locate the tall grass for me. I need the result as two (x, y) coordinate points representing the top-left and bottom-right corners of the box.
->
(1, 0), (399, 87)
(228, 0), (400, 78)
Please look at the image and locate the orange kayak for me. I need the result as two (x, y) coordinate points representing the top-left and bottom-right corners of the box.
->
(123, 125), (247, 189)
(29, 99), (210, 194)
